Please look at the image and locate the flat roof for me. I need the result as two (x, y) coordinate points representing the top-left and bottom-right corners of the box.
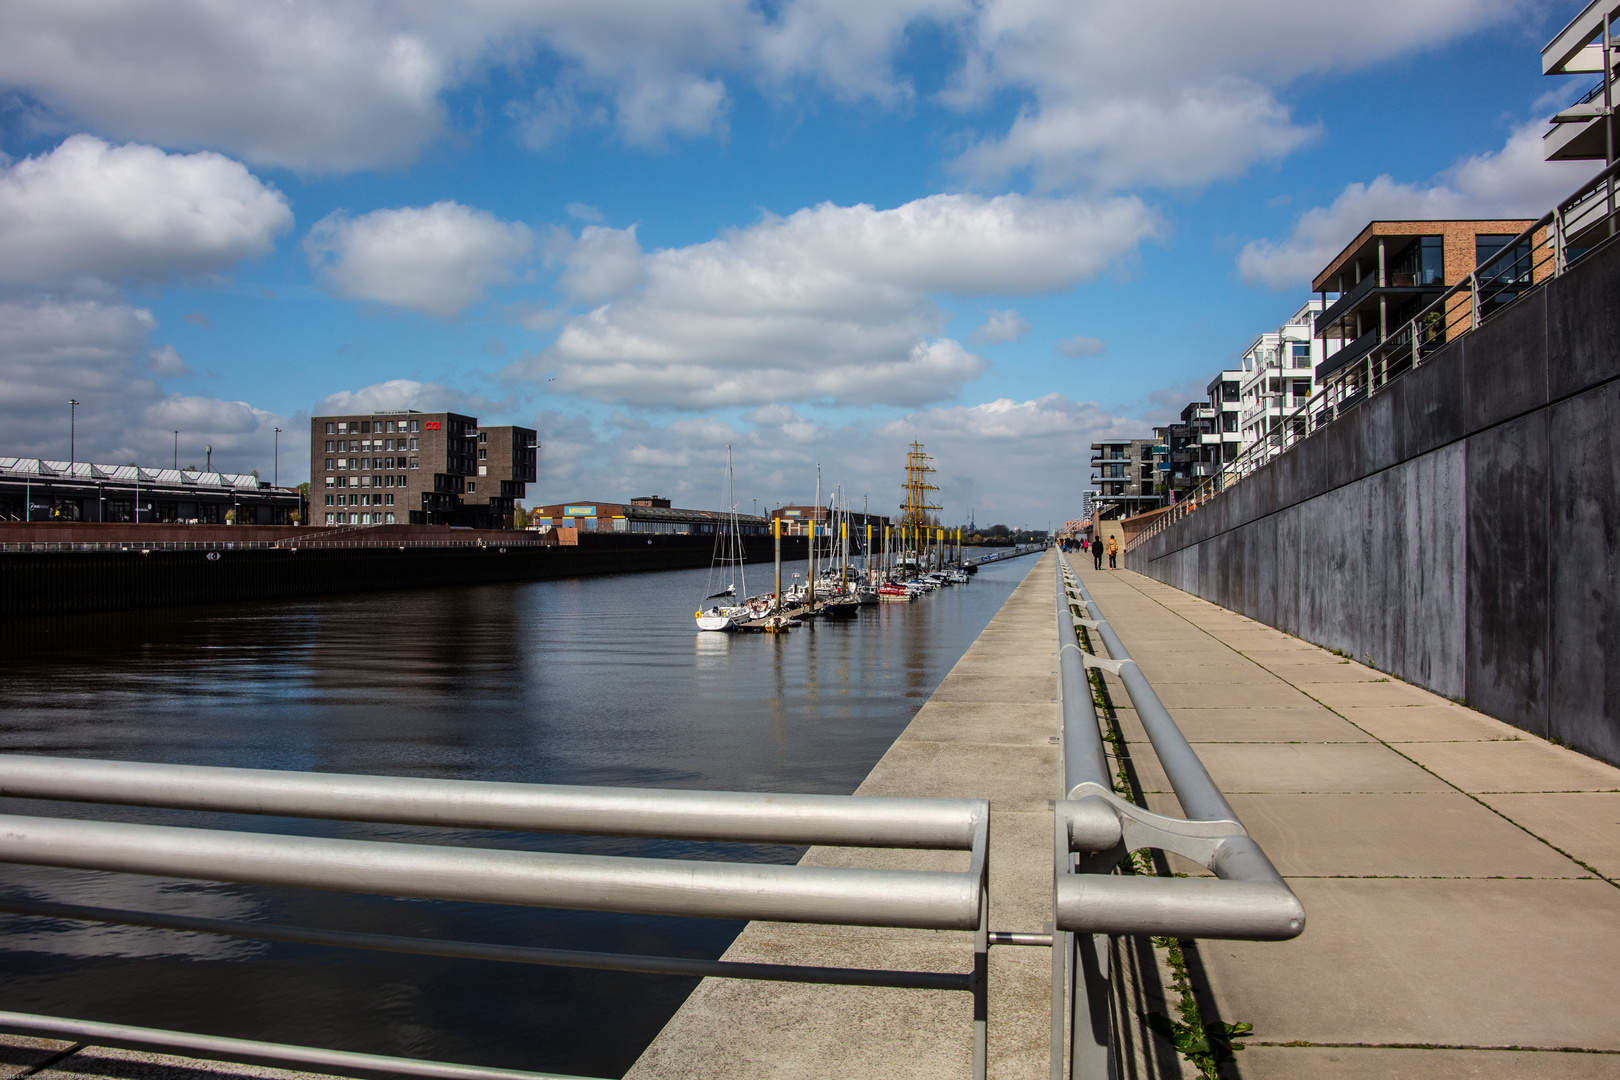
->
(0, 457), (277, 491)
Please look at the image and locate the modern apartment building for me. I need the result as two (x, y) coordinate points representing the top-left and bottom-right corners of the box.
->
(1154, 403), (1218, 503)
(1089, 438), (1162, 520)
(1312, 219), (1537, 387)
(1239, 300), (1324, 446)
(310, 410), (537, 527)
(1205, 369), (1245, 466)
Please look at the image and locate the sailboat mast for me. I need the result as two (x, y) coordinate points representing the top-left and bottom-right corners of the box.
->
(728, 445), (746, 599)
(810, 464), (820, 612)
(774, 513), (782, 613)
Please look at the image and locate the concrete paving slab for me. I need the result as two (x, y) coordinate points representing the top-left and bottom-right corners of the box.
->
(1257, 660), (1391, 683)
(858, 742), (1058, 811)
(1225, 793), (1589, 879)
(901, 701), (1060, 747)
(0, 1036), (76, 1080)
(1186, 742), (1453, 793)
(1479, 792), (1620, 880)
(927, 671), (1058, 706)
(1303, 678), (1455, 709)
(29, 1047), (337, 1080)
(1238, 1046), (1620, 1079)
(1134, 681), (1321, 711)
(1151, 707), (1373, 744)
(1199, 879), (1620, 1050)
(1340, 704), (1527, 743)
(1398, 740), (1620, 793)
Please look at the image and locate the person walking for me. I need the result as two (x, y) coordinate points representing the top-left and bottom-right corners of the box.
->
(1090, 535), (1104, 570)
(1105, 534), (1118, 569)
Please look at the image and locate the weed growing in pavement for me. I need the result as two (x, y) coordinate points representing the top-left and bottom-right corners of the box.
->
(1144, 937), (1253, 1079)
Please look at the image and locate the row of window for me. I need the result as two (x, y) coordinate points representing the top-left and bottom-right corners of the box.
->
(326, 420), (417, 435)
(325, 474), (409, 488)
(325, 493), (395, 506)
(326, 511), (396, 524)
(325, 457), (419, 471)
(325, 439), (419, 453)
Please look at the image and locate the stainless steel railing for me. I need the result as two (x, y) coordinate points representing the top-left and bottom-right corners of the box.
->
(0, 756), (991, 1080)
(1051, 553), (1304, 1079)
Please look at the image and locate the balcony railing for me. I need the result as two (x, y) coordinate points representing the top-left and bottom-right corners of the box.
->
(1128, 156), (1620, 554)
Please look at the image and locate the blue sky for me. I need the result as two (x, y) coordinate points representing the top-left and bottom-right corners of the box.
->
(0, 1), (1601, 527)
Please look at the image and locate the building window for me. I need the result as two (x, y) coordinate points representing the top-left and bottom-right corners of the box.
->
(467, 482), (475, 493)
(385, 494), (394, 505)
(478, 448), (487, 459)
(336, 422), (347, 433)
(325, 423), (334, 434)
(324, 476), (334, 488)
(325, 512), (334, 524)
(385, 512), (395, 524)
(409, 438), (419, 450)
(1291, 343), (1311, 367)
(409, 420), (420, 432)
(324, 495), (333, 506)
(410, 457), (419, 469)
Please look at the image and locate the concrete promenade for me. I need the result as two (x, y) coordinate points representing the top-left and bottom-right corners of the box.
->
(1076, 560), (1620, 1079)
(628, 550), (1065, 1079)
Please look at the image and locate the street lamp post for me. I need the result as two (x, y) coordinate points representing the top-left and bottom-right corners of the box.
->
(173, 431), (178, 470)
(274, 428), (281, 487)
(68, 400), (79, 468)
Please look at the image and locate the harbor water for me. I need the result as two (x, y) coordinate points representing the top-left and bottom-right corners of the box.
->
(0, 553), (1029, 1078)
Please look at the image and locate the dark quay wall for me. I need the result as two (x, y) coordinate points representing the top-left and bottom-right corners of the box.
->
(0, 530), (809, 620)
(1128, 235), (1620, 766)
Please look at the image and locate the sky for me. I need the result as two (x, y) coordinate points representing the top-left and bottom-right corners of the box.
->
(0, 0), (1602, 529)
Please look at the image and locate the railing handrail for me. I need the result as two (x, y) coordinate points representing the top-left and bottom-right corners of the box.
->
(0, 753), (981, 849)
(1051, 552), (1304, 1078)
(0, 756), (994, 1079)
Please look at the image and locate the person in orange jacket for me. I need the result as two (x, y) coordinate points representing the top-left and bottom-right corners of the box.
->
(1105, 534), (1118, 569)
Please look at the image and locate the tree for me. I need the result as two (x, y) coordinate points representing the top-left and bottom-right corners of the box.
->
(513, 504), (532, 529)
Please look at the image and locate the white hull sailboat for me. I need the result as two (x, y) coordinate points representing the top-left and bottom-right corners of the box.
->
(695, 446), (751, 632)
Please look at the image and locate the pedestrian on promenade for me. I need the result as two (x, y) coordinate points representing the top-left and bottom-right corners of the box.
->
(1090, 535), (1104, 570)
(1106, 535), (1118, 569)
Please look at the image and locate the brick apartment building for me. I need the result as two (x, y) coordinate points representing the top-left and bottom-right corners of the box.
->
(310, 410), (537, 527)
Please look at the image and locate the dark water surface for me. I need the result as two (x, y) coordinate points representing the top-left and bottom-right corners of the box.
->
(0, 553), (1033, 1078)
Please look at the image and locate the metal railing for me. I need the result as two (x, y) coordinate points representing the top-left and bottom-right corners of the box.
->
(1051, 553), (1304, 1078)
(0, 756), (991, 1080)
(1129, 155), (1620, 553)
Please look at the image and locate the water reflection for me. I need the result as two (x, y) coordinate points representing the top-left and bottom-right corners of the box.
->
(0, 553), (1028, 1077)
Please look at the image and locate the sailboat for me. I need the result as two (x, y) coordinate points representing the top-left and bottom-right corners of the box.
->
(695, 446), (752, 632)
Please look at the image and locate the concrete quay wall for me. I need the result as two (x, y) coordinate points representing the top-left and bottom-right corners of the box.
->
(1128, 235), (1620, 766)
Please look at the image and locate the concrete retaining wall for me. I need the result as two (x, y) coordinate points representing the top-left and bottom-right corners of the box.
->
(1128, 236), (1620, 766)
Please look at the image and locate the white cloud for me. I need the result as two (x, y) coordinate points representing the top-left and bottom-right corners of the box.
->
(968, 308), (1030, 344)
(305, 202), (533, 317)
(566, 202), (605, 223)
(0, 297), (287, 473)
(147, 344), (191, 376)
(1055, 335), (1105, 357)
(315, 379), (508, 418)
(0, 0), (1535, 185)
(1238, 123), (1596, 289)
(0, 135), (291, 288)
(516, 193), (1161, 408)
(546, 225), (647, 303)
(0, 1), (452, 171)
(946, 0), (1526, 191)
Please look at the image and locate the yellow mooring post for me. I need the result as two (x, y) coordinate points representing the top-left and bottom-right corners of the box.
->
(773, 516), (782, 613)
